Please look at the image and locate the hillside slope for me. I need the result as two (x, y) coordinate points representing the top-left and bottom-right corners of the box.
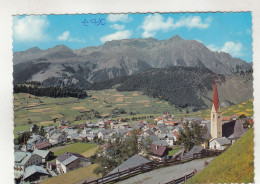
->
(188, 128), (254, 183)
(89, 67), (253, 109)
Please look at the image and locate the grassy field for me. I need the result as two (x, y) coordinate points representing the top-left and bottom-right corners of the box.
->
(187, 128), (254, 183)
(50, 143), (98, 161)
(168, 146), (182, 156)
(175, 99), (253, 119)
(14, 90), (179, 135)
(13, 91), (253, 137)
(41, 163), (100, 184)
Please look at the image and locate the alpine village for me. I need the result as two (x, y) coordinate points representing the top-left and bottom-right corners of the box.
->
(13, 36), (254, 184)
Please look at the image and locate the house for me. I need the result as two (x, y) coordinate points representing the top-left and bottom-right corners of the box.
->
(82, 127), (92, 134)
(14, 151), (42, 179)
(23, 165), (49, 183)
(21, 143), (34, 152)
(209, 137), (231, 150)
(33, 149), (53, 162)
(142, 130), (156, 137)
(158, 133), (174, 146)
(27, 134), (46, 145)
(56, 152), (89, 173)
(154, 116), (165, 123)
(45, 129), (59, 139)
(49, 132), (67, 145)
(98, 119), (106, 128)
(98, 129), (116, 140)
(183, 146), (205, 159)
(164, 121), (179, 126)
(114, 123), (130, 129)
(108, 154), (152, 175)
(152, 140), (169, 147)
(150, 144), (170, 161)
(85, 133), (97, 141)
(67, 133), (79, 141)
(33, 140), (52, 150)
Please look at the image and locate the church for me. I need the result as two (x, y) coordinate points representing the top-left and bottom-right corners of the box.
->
(203, 81), (246, 150)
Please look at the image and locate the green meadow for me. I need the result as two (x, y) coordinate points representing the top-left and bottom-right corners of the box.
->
(175, 99), (253, 119)
(14, 89), (179, 134)
(13, 90), (253, 137)
(187, 128), (254, 183)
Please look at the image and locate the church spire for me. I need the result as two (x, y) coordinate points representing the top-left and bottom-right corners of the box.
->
(212, 81), (219, 111)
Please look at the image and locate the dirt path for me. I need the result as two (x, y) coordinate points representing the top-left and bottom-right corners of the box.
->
(118, 157), (215, 184)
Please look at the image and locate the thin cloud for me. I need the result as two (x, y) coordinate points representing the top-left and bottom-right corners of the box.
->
(141, 14), (212, 38)
(107, 14), (132, 23)
(57, 31), (85, 43)
(13, 15), (49, 42)
(100, 30), (132, 43)
(207, 44), (219, 52)
(110, 24), (125, 30)
(58, 31), (70, 41)
(221, 41), (243, 57)
(207, 41), (243, 57)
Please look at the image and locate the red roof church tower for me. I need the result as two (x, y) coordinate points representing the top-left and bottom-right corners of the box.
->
(211, 81), (222, 139)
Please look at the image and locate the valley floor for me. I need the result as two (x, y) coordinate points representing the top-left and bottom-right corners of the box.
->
(118, 157), (215, 184)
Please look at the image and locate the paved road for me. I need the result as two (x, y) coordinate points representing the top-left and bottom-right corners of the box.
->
(118, 157), (215, 184)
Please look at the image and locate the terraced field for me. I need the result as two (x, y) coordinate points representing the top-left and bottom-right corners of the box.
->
(175, 99), (253, 119)
(13, 90), (179, 135)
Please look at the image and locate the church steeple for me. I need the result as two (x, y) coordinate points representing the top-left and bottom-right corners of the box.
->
(211, 81), (222, 139)
(212, 81), (219, 112)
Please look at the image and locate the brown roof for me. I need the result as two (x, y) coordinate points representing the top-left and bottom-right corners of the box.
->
(150, 144), (167, 156)
(34, 141), (52, 149)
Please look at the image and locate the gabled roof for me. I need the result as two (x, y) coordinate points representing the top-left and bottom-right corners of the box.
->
(49, 133), (63, 140)
(222, 120), (246, 139)
(212, 81), (219, 111)
(210, 137), (231, 146)
(150, 144), (168, 156)
(33, 149), (50, 158)
(34, 140), (52, 149)
(184, 146), (204, 159)
(23, 165), (49, 180)
(152, 140), (169, 147)
(108, 154), (152, 175)
(61, 155), (79, 166)
(57, 152), (85, 164)
(15, 151), (39, 166)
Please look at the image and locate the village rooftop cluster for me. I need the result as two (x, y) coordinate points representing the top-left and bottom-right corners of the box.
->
(14, 83), (253, 184)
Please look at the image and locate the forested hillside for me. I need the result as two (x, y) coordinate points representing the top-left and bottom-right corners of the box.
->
(88, 67), (253, 110)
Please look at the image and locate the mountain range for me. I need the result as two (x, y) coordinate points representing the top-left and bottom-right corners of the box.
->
(13, 35), (252, 86)
(13, 35), (253, 109)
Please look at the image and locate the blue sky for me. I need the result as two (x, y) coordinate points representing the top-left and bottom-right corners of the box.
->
(12, 12), (252, 62)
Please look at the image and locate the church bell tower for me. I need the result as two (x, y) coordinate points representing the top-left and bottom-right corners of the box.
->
(211, 81), (222, 139)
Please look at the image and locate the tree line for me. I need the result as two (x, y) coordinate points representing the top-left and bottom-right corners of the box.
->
(13, 84), (88, 99)
(91, 129), (151, 176)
